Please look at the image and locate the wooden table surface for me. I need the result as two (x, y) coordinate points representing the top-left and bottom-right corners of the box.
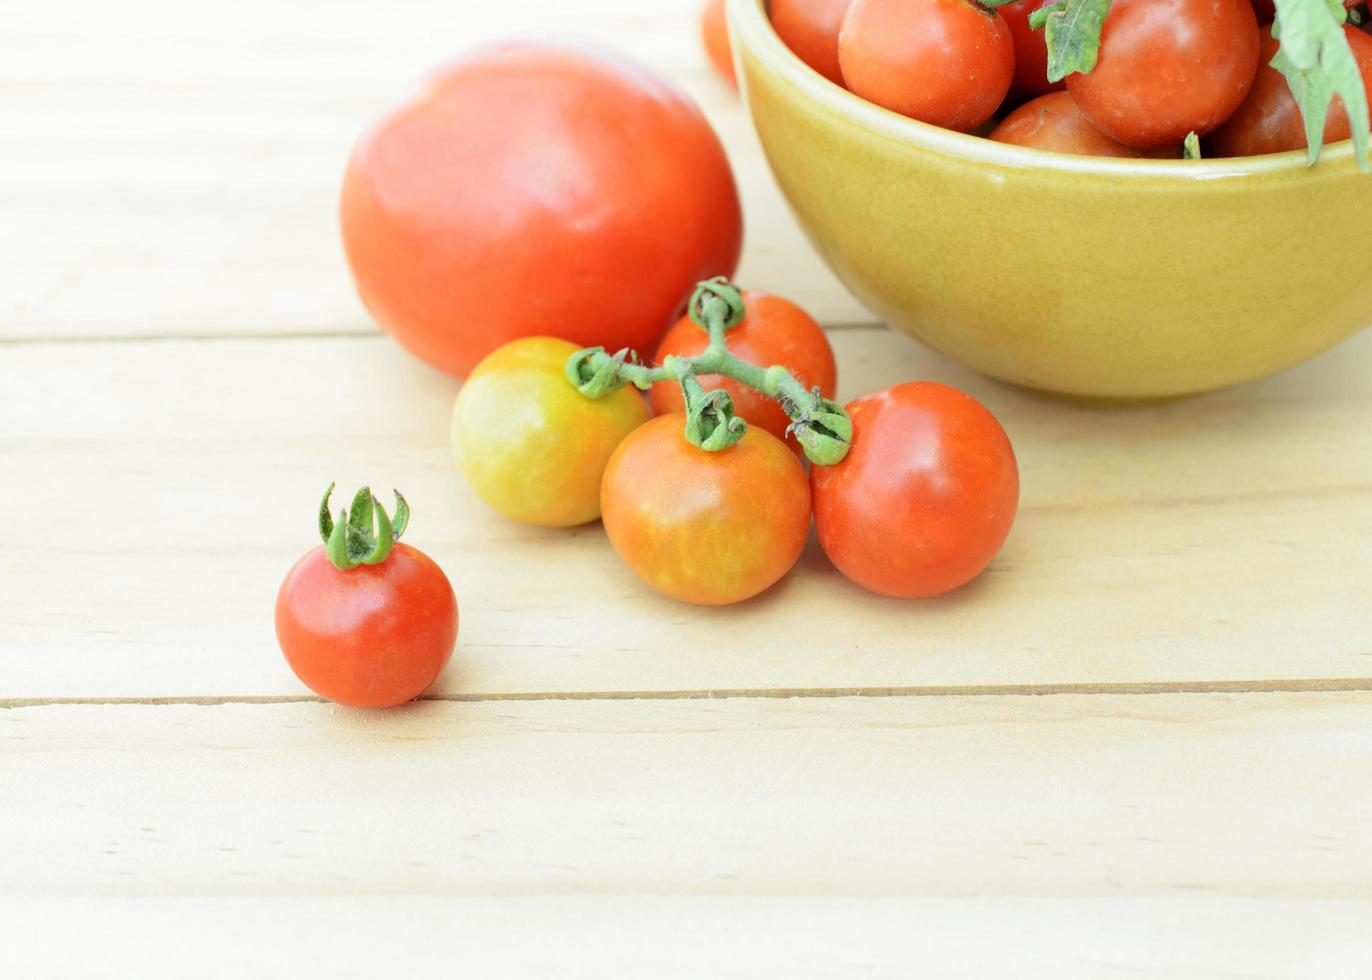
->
(3, 1), (1371, 975)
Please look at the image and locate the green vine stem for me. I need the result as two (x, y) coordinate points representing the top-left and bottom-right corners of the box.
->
(318, 483), (410, 570)
(565, 278), (853, 465)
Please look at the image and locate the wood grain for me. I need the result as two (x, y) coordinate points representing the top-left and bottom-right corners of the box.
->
(4, 895), (1371, 979)
(4, 0), (1372, 954)
(3, 692), (1370, 898)
(0, 0), (866, 342)
(4, 328), (1370, 700)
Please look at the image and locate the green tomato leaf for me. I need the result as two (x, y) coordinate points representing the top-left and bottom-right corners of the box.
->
(1271, 0), (1370, 171)
(1031, 0), (1113, 84)
(1183, 131), (1202, 160)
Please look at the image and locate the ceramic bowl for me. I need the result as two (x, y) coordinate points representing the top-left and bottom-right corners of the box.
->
(728, 0), (1372, 398)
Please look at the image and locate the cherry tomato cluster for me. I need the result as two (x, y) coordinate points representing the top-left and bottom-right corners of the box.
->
(295, 35), (1024, 709)
(703, 0), (1372, 162)
(452, 281), (1020, 606)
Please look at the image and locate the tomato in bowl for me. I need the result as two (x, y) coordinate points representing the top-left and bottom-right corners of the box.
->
(726, 0), (1372, 399)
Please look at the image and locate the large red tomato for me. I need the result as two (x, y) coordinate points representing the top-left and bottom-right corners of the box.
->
(340, 42), (743, 378)
(1066, 0), (1261, 149)
(648, 290), (837, 445)
(837, 0), (1015, 132)
(811, 383), (1018, 599)
(770, 0), (854, 85)
(1212, 25), (1372, 158)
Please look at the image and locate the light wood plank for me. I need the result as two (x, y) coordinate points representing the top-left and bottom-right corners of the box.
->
(3, 896), (1370, 979)
(4, 328), (1371, 699)
(2, 693), (1370, 897)
(0, 0), (865, 341)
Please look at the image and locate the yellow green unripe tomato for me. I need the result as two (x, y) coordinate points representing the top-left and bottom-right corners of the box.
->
(451, 337), (651, 527)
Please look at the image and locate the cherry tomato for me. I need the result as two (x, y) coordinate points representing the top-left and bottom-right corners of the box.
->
(601, 415), (811, 605)
(452, 337), (650, 527)
(838, 0), (1014, 132)
(277, 543), (458, 710)
(340, 42), (742, 378)
(990, 92), (1160, 157)
(1212, 25), (1372, 158)
(701, 0), (737, 87)
(770, 0), (854, 85)
(648, 291), (837, 446)
(1000, 1), (1065, 96)
(811, 383), (1018, 599)
(1251, 0), (1360, 23)
(1066, 0), (1260, 149)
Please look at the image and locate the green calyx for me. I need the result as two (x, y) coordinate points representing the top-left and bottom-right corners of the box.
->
(788, 395), (854, 467)
(683, 377), (749, 452)
(565, 277), (852, 465)
(318, 483), (410, 570)
(566, 346), (635, 399)
(687, 277), (747, 334)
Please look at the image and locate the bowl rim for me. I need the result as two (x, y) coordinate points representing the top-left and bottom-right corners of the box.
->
(727, 0), (1362, 180)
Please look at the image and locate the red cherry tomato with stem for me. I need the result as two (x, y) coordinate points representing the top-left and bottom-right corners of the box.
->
(1066, 0), (1260, 149)
(276, 487), (458, 708)
(837, 0), (1015, 132)
(601, 415), (811, 606)
(811, 383), (1019, 599)
(838, 0), (1015, 132)
(649, 290), (837, 447)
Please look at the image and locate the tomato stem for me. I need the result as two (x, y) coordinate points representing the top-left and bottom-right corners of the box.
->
(318, 484), (410, 570)
(566, 278), (853, 465)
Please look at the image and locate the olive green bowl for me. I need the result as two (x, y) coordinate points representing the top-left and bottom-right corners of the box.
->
(728, 0), (1372, 399)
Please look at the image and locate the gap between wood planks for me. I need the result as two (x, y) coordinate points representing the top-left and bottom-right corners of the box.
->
(4, 677), (1372, 709)
(0, 321), (890, 346)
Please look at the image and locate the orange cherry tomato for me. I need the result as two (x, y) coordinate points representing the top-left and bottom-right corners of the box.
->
(1066, 0), (1260, 149)
(770, 0), (854, 85)
(340, 42), (742, 378)
(601, 415), (811, 605)
(648, 291), (837, 446)
(701, 0), (737, 87)
(1000, 0), (1064, 96)
(990, 92), (1157, 157)
(1212, 25), (1372, 158)
(276, 543), (458, 709)
(812, 383), (1019, 599)
(837, 0), (1015, 132)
